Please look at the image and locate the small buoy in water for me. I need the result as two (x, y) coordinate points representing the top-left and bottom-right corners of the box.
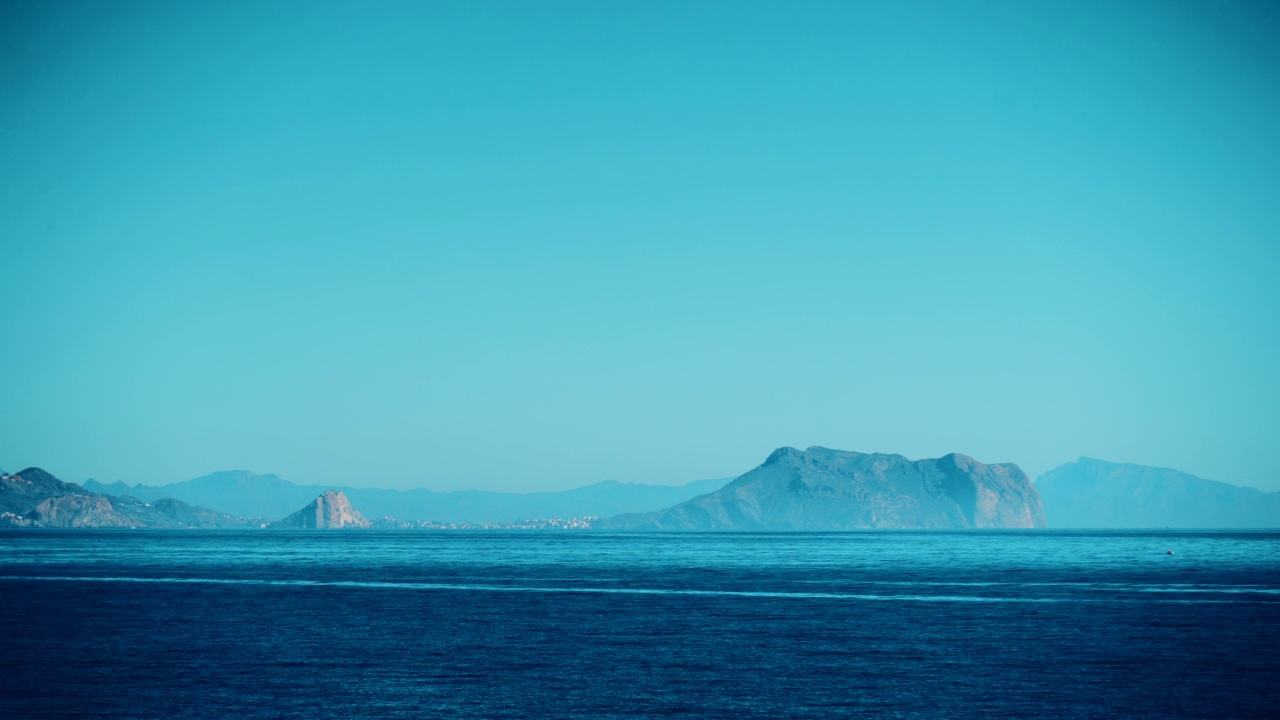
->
(1166, 549), (1174, 555)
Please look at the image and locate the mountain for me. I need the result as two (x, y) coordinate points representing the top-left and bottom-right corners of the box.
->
(0, 467), (261, 529)
(141, 498), (264, 529)
(1035, 458), (1280, 528)
(80, 479), (169, 503)
(1, 467), (87, 515)
(600, 447), (1046, 530)
(270, 491), (370, 529)
(86, 471), (318, 521)
(87, 472), (730, 523)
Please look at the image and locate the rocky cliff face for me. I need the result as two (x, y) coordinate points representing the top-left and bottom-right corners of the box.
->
(270, 490), (371, 529)
(600, 447), (1046, 530)
(25, 495), (136, 528)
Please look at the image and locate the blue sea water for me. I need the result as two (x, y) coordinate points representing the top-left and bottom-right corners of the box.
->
(1, 530), (1277, 718)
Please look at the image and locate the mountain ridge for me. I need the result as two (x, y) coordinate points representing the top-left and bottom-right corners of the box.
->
(84, 473), (730, 523)
(21, 453), (1280, 530)
(1, 468), (261, 528)
(1035, 457), (1280, 528)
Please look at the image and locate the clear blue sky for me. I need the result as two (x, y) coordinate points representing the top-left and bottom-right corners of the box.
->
(2, 0), (1278, 491)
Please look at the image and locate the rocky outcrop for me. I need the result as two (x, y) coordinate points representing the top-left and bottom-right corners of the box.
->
(600, 447), (1046, 530)
(1036, 458), (1280, 528)
(270, 491), (371, 529)
(26, 495), (136, 528)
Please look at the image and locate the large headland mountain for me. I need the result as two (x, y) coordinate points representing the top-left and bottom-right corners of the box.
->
(600, 447), (1045, 530)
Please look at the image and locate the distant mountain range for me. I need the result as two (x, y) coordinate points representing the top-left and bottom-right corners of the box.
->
(7, 451), (1278, 530)
(0, 468), (260, 529)
(83, 472), (730, 523)
(1035, 457), (1280, 528)
(601, 447), (1045, 530)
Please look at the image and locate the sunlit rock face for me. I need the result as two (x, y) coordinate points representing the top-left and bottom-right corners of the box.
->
(601, 447), (1046, 531)
(271, 490), (371, 529)
(27, 495), (135, 528)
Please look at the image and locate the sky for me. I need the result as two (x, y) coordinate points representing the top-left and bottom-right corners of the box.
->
(2, 0), (1278, 492)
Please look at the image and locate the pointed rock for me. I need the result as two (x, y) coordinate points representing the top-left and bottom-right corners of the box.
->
(270, 490), (371, 529)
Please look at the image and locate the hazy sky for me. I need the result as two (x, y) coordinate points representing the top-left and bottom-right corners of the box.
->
(2, 0), (1278, 492)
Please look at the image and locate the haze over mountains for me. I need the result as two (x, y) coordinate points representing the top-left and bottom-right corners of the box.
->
(5, 448), (1279, 529)
(83, 473), (729, 524)
(1036, 458), (1280, 528)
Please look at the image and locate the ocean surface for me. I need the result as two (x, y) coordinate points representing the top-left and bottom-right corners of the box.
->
(1, 530), (1277, 719)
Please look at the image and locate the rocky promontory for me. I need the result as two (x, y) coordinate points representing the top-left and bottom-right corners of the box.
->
(269, 490), (371, 529)
(599, 446), (1046, 530)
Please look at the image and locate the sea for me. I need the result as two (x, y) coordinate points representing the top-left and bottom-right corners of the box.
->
(1, 530), (1277, 719)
